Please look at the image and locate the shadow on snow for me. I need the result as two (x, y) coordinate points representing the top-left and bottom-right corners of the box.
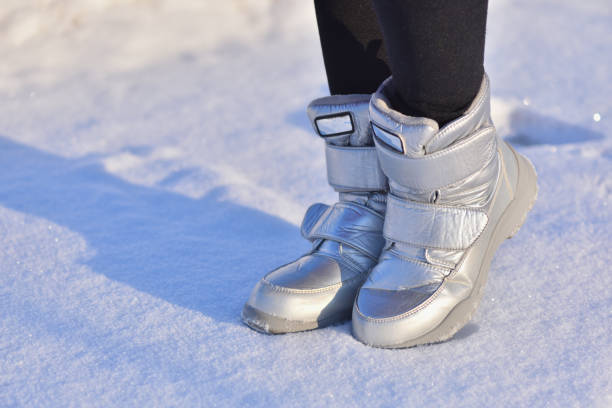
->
(0, 136), (306, 326)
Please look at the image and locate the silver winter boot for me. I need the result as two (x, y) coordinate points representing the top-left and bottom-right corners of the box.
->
(352, 74), (538, 348)
(242, 95), (388, 333)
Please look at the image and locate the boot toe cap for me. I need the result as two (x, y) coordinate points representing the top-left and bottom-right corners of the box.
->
(351, 282), (451, 348)
(243, 254), (364, 333)
(355, 284), (439, 319)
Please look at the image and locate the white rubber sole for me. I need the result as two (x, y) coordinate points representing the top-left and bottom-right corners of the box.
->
(241, 304), (351, 334)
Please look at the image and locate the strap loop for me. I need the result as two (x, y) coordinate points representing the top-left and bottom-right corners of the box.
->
(301, 202), (385, 259)
(325, 144), (387, 192)
(384, 195), (488, 250)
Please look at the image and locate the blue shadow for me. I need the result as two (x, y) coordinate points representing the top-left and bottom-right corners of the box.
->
(0, 136), (306, 326)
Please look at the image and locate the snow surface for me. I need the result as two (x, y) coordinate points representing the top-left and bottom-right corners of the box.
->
(0, 0), (610, 406)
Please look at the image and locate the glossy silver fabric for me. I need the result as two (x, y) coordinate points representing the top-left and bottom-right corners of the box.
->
(374, 126), (497, 191)
(364, 251), (449, 290)
(243, 94), (387, 333)
(245, 199), (384, 328)
(384, 196), (488, 250)
(302, 202), (385, 260)
(300, 202), (330, 238)
(247, 261), (363, 324)
(352, 74), (536, 347)
(325, 145), (387, 192)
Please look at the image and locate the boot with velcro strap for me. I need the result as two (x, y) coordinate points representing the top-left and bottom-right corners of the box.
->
(352, 74), (538, 348)
(242, 94), (388, 334)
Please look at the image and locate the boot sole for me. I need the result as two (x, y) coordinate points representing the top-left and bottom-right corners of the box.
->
(241, 304), (351, 334)
(381, 147), (538, 348)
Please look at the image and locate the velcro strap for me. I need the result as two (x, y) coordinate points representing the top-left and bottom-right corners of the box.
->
(374, 127), (497, 190)
(300, 203), (330, 239)
(384, 195), (488, 250)
(325, 145), (387, 192)
(301, 201), (385, 259)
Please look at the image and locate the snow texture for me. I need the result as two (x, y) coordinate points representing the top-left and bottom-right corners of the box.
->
(0, 0), (610, 406)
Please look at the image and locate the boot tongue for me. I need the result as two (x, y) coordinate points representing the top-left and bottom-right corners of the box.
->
(307, 94), (373, 147)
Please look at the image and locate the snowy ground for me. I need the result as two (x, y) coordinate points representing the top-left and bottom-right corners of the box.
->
(0, 0), (610, 406)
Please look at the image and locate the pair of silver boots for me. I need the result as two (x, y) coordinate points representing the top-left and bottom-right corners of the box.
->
(242, 74), (538, 348)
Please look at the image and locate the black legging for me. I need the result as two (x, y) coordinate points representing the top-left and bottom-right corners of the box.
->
(313, 0), (488, 126)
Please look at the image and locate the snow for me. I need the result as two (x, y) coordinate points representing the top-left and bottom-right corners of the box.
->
(0, 0), (610, 406)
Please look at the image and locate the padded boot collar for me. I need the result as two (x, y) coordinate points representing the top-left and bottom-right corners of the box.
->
(369, 74), (492, 157)
(369, 74), (497, 192)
